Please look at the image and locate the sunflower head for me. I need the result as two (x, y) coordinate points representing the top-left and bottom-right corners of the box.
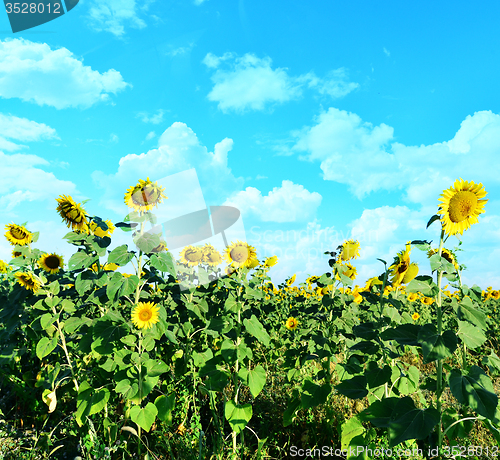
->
(224, 241), (257, 268)
(124, 178), (167, 212)
(285, 317), (299, 331)
(407, 292), (418, 302)
(264, 256), (278, 267)
(84, 219), (115, 238)
(427, 247), (459, 271)
(151, 240), (168, 254)
(422, 296), (434, 306)
(5, 223), (33, 246)
(179, 245), (204, 267)
(38, 253), (64, 274)
(286, 274), (297, 286)
(412, 312), (420, 321)
(56, 195), (89, 232)
(340, 240), (360, 262)
(14, 272), (41, 292)
(402, 262), (419, 284)
(131, 302), (160, 329)
(437, 178), (488, 236)
(0, 260), (11, 274)
(202, 244), (222, 266)
(389, 242), (412, 287)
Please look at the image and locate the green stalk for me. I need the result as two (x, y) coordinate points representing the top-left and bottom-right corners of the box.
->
(435, 228), (445, 451)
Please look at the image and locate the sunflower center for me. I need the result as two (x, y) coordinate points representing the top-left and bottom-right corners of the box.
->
(45, 256), (61, 269)
(230, 247), (248, 262)
(12, 227), (27, 239)
(448, 191), (478, 223)
(132, 185), (161, 206)
(397, 259), (409, 274)
(139, 309), (152, 321)
(186, 250), (202, 262)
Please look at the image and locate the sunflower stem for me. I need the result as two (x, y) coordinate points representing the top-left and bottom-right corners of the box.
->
(435, 228), (445, 452)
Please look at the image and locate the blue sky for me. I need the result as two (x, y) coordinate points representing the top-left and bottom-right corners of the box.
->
(1, 0), (500, 289)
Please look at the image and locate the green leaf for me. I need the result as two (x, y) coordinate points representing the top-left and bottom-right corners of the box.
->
(133, 232), (161, 254)
(301, 379), (331, 409)
(144, 359), (169, 377)
(243, 315), (270, 347)
(68, 252), (92, 271)
(108, 245), (135, 266)
(335, 375), (368, 399)
(457, 321), (486, 350)
(449, 366), (498, 420)
(406, 276), (439, 296)
(389, 407), (439, 447)
(455, 296), (487, 330)
(365, 363), (392, 389)
(359, 397), (414, 427)
(130, 403), (158, 432)
(380, 324), (421, 346)
(391, 365), (419, 395)
(225, 401), (252, 435)
(149, 252), (176, 274)
(155, 394), (175, 426)
(411, 239), (433, 250)
(36, 335), (58, 360)
(63, 317), (86, 334)
(75, 381), (111, 427)
(340, 416), (365, 451)
(418, 324), (458, 363)
(247, 365), (266, 398)
(40, 313), (57, 331)
(482, 351), (500, 377)
(426, 215), (441, 229)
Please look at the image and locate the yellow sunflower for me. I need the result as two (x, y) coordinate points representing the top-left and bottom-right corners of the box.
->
(407, 292), (418, 302)
(364, 276), (383, 291)
(179, 245), (204, 267)
(202, 244), (222, 266)
(0, 260), (10, 274)
(336, 263), (357, 281)
(285, 317), (299, 331)
(412, 312), (420, 321)
(224, 241), (258, 268)
(402, 262), (419, 284)
(247, 258), (260, 269)
(264, 255), (278, 267)
(389, 242), (412, 287)
(422, 296), (434, 306)
(437, 178), (488, 236)
(5, 223), (33, 246)
(427, 248), (459, 271)
(12, 250), (23, 258)
(491, 290), (500, 300)
(38, 253), (64, 274)
(84, 219), (115, 238)
(151, 241), (168, 253)
(340, 240), (360, 261)
(124, 177), (167, 212)
(131, 302), (160, 329)
(14, 272), (40, 292)
(286, 274), (297, 286)
(56, 195), (89, 232)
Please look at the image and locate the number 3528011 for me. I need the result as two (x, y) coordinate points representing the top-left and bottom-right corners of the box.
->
(5, 3), (62, 14)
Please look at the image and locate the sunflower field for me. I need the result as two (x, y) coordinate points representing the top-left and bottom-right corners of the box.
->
(1, 178), (500, 460)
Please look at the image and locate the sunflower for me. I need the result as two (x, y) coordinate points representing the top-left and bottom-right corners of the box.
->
(124, 177), (167, 212)
(402, 262), (419, 284)
(12, 250), (23, 258)
(491, 290), (500, 300)
(84, 219), (115, 238)
(247, 258), (260, 269)
(286, 274), (296, 286)
(336, 263), (357, 281)
(427, 248), (459, 271)
(422, 296), (434, 306)
(364, 276), (383, 291)
(412, 312), (420, 321)
(389, 242), (412, 287)
(38, 253), (64, 274)
(56, 195), (89, 232)
(225, 265), (238, 276)
(5, 223), (33, 246)
(0, 260), (10, 274)
(407, 292), (418, 302)
(285, 317), (299, 331)
(224, 241), (258, 268)
(131, 302), (160, 329)
(14, 272), (40, 292)
(437, 178), (488, 236)
(340, 240), (360, 261)
(202, 244), (222, 266)
(264, 256), (278, 267)
(151, 241), (168, 253)
(179, 245), (204, 267)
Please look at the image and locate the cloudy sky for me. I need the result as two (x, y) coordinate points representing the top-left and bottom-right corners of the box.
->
(1, 0), (500, 289)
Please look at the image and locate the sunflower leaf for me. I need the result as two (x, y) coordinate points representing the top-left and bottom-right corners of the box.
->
(426, 214), (441, 229)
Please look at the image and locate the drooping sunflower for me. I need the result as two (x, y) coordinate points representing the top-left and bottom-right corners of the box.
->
(5, 223), (33, 246)
(0, 260), (10, 274)
(340, 240), (360, 262)
(389, 242), (412, 287)
(14, 272), (40, 292)
(427, 248), (459, 271)
(402, 262), (419, 284)
(56, 195), (89, 232)
(151, 240), (168, 253)
(202, 244), (222, 266)
(264, 256), (278, 267)
(224, 241), (258, 268)
(437, 178), (488, 236)
(124, 177), (167, 212)
(286, 274), (297, 286)
(179, 245), (204, 267)
(285, 317), (299, 331)
(38, 253), (64, 274)
(84, 219), (115, 238)
(131, 302), (160, 329)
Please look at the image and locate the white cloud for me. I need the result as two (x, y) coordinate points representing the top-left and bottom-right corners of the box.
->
(0, 39), (130, 109)
(92, 122), (244, 213)
(256, 175), (268, 180)
(85, 0), (151, 37)
(145, 131), (156, 140)
(291, 108), (500, 204)
(0, 113), (58, 151)
(194, 0), (207, 5)
(203, 53), (358, 113)
(137, 109), (165, 124)
(224, 180), (322, 223)
(110, 133), (119, 143)
(383, 47), (390, 57)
